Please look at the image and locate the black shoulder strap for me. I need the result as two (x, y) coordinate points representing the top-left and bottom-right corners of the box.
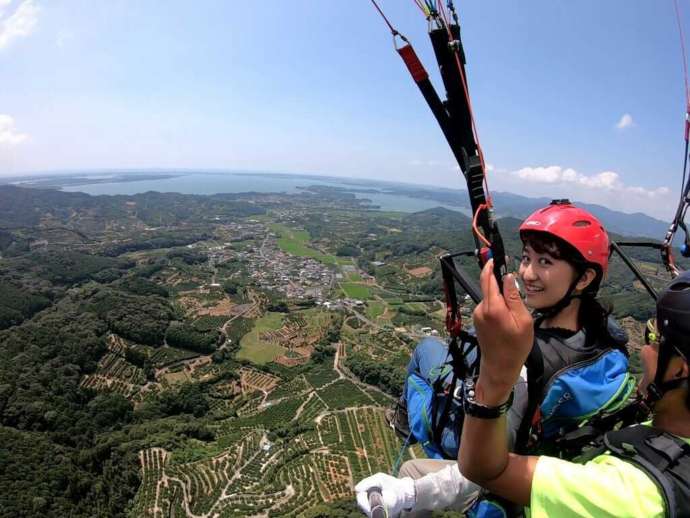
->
(432, 332), (476, 457)
(604, 426), (690, 518)
(515, 341), (544, 454)
(552, 398), (650, 460)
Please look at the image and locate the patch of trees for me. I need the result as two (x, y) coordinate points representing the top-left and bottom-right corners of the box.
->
(267, 422), (314, 442)
(336, 243), (360, 257)
(131, 260), (167, 279)
(0, 229), (29, 256)
(345, 351), (405, 397)
(267, 300), (289, 312)
(88, 289), (174, 346)
(24, 250), (125, 284)
(325, 313), (343, 343)
(301, 501), (361, 518)
(116, 276), (169, 298)
(168, 247), (207, 265)
(607, 292), (655, 321)
(311, 342), (335, 363)
(222, 278), (240, 295)
(0, 185), (99, 228)
(0, 281), (51, 330)
(192, 315), (227, 332)
(398, 304), (426, 316)
(0, 299), (145, 517)
(140, 384), (209, 419)
(90, 268), (124, 283)
(224, 317), (254, 350)
(392, 311), (430, 328)
(166, 322), (219, 354)
(123, 347), (147, 368)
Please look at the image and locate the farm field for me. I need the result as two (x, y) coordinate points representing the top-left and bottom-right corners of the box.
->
(340, 282), (371, 299)
(269, 223), (337, 265)
(236, 312), (286, 364)
(303, 363), (339, 389)
(130, 407), (408, 517)
(365, 301), (386, 320)
(318, 379), (375, 409)
(346, 272), (362, 282)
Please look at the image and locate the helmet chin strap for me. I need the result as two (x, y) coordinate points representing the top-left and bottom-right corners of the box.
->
(534, 275), (583, 325)
(646, 341), (689, 404)
(647, 378), (690, 404)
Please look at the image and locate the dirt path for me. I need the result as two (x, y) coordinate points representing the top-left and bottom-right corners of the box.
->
(333, 340), (394, 404)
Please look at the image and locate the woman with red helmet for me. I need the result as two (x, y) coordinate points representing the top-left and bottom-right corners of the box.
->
(356, 200), (634, 518)
(518, 199), (612, 333)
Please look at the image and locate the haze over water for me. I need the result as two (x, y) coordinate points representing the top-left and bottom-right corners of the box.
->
(58, 172), (468, 214)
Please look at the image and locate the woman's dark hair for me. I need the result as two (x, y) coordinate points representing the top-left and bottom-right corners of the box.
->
(521, 230), (613, 345)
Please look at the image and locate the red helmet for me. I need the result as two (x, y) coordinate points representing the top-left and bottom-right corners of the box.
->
(519, 200), (610, 275)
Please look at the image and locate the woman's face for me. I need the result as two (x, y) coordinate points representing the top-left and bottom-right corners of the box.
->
(518, 244), (578, 309)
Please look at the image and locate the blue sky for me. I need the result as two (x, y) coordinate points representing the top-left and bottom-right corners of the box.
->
(0, 0), (689, 218)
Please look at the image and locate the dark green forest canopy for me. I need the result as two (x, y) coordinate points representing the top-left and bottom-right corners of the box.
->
(0, 185), (266, 230)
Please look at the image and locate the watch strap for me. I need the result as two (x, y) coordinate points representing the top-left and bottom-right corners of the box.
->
(463, 378), (514, 419)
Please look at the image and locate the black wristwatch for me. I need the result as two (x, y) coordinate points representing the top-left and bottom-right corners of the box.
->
(462, 378), (513, 419)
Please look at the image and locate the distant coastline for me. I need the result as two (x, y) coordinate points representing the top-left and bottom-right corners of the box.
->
(5, 173), (181, 189)
(0, 170), (669, 238)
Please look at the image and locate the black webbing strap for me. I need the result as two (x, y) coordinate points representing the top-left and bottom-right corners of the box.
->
(431, 332), (478, 457)
(604, 426), (690, 518)
(553, 399), (650, 460)
(515, 341), (544, 454)
(396, 44), (465, 168)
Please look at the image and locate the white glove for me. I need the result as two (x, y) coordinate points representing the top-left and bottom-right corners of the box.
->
(355, 473), (416, 518)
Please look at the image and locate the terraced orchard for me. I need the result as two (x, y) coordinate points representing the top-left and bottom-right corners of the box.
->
(130, 406), (413, 517)
(80, 334), (147, 400)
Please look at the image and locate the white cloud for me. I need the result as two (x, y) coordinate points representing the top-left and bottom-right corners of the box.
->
(513, 165), (667, 199)
(479, 164), (673, 218)
(0, 114), (29, 146)
(0, 0), (39, 50)
(616, 113), (634, 130)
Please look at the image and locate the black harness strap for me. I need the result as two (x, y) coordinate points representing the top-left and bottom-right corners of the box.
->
(431, 331), (478, 457)
(603, 426), (690, 518)
(515, 341), (544, 454)
(553, 398), (650, 460)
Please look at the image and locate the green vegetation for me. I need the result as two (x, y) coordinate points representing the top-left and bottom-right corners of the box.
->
(318, 379), (374, 409)
(0, 281), (50, 329)
(270, 223), (337, 265)
(237, 312), (285, 364)
(88, 289), (175, 346)
(267, 375), (310, 401)
(166, 322), (219, 354)
(345, 351), (407, 397)
(340, 282), (371, 299)
(304, 363), (339, 389)
(14, 250), (128, 284)
(366, 301), (386, 320)
(335, 256), (354, 266)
